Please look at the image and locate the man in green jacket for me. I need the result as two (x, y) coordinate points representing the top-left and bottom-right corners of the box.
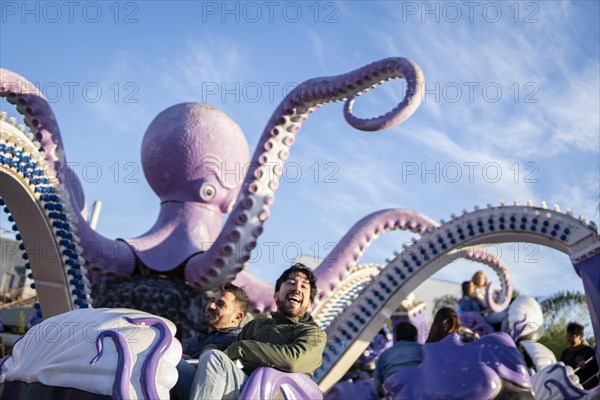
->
(189, 263), (327, 400)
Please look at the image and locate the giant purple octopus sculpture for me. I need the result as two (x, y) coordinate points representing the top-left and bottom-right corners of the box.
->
(0, 58), (428, 330)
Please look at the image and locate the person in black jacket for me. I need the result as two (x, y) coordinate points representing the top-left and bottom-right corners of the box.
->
(560, 322), (599, 389)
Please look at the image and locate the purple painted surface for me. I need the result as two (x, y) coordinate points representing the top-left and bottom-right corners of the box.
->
(239, 367), (323, 400)
(325, 380), (377, 400)
(124, 316), (173, 400)
(510, 315), (529, 342)
(383, 333), (532, 399)
(479, 333), (531, 387)
(90, 330), (132, 400)
(458, 311), (495, 337)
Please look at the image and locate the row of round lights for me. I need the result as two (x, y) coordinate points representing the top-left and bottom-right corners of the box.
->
(0, 112), (92, 319)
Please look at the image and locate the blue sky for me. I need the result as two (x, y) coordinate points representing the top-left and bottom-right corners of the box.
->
(1, 1), (598, 298)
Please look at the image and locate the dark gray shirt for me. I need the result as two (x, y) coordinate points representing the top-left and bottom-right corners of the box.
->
(182, 326), (241, 358)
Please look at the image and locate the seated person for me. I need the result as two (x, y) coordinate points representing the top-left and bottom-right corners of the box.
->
(458, 281), (481, 312)
(426, 307), (460, 343)
(471, 270), (489, 308)
(560, 322), (599, 389)
(471, 270), (507, 328)
(189, 263), (327, 400)
(171, 281), (249, 400)
(374, 322), (423, 394)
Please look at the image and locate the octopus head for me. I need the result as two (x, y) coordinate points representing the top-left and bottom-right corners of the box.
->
(141, 103), (250, 213)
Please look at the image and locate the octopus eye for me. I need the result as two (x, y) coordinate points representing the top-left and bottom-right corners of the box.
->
(201, 184), (217, 201)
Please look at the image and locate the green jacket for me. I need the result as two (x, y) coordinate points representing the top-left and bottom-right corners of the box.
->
(225, 312), (327, 376)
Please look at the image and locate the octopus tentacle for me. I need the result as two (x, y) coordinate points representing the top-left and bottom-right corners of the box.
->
(186, 57), (425, 290)
(124, 316), (173, 400)
(90, 330), (132, 400)
(312, 209), (435, 306)
(0, 68), (135, 278)
(0, 69), (63, 165)
(463, 251), (512, 312)
(342, 62), (422, 131)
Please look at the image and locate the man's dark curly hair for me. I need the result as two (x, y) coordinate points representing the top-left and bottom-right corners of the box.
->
(566, 322), (585, 336)
(220, 281), (249, 315)
(275, 262), (318, 302)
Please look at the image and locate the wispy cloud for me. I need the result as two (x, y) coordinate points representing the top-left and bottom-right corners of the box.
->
(157, 39), (242, 97)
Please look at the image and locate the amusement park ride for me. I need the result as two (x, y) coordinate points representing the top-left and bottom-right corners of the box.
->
(0, 58), (598, 399)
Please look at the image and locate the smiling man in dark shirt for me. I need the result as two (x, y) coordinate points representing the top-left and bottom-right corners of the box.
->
(171, 281), (249, 400)
(560, 322), (599, 389)
(182, 282), (249, 358)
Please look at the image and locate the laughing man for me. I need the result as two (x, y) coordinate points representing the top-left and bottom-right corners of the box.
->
(189, 262), (327, 400)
